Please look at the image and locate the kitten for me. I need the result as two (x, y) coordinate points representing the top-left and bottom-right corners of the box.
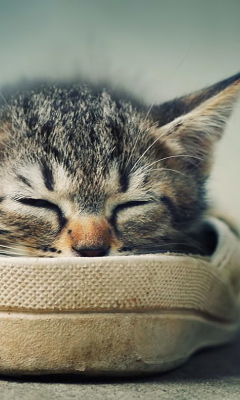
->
(0, 73), (239, 258)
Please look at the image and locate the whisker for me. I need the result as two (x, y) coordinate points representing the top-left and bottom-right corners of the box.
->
(130, 35), (197, 169)
(0, 243), (31, 257)
(124, 243), (202, 255)
(142, 154), (203, 171)
(156, 242), (199, 248)
(0, 251), (26, 257)
(167, 40), (196, 81)
(131, 129), (170, 172)
(149, 168), (187, 177)
(0, 244), (25, 252)
(129, 105), (159, 162)
(179, 232), (212, 254)
(131, 119), (195, 172)
(143, 98), (158, 125)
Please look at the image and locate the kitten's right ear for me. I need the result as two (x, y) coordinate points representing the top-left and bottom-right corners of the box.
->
(151, 72), (240, 127)
(150, 73), (240, 177)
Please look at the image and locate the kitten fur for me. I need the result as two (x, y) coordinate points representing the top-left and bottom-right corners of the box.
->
(0, 73), (239, 257)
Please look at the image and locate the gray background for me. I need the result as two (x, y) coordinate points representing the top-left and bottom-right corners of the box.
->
(0, 0), (240, 398)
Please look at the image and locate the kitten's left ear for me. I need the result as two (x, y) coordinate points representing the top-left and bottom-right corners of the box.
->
(151, 73), (240, 176)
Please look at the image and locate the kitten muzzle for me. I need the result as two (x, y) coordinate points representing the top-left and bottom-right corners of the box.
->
(54, 215), (120, 257)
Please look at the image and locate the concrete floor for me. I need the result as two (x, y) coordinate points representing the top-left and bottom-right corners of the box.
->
(1, 335), (239, 400)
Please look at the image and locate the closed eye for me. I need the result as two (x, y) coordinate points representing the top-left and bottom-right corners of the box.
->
(17, 197), (56, 209)
(15, 197), (67, 230)
(110, 200), (151, 232)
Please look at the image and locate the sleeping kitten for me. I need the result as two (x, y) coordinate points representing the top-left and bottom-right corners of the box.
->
(0, 73), (239, 257)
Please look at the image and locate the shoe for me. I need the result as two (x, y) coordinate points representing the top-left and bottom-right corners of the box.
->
(0, 216), (239, 376)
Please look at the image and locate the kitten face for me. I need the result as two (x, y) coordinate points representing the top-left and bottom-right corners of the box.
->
(0, 75), (239, 257)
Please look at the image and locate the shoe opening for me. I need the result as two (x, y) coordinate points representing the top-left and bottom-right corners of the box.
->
(174, 221), (219, 257)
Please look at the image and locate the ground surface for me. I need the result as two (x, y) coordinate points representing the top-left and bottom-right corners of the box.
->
(1, 334), (239, 400)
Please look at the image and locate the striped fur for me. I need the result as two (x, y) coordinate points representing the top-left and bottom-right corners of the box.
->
(0, 74), (239, 257)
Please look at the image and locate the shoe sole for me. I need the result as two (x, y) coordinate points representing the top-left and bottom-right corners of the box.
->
(0, 310), (238, 376)
(0, 219), (239, 377)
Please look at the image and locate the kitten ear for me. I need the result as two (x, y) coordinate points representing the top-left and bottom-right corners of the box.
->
(152, 72), (240, 126)
(151, 73), (240, 176)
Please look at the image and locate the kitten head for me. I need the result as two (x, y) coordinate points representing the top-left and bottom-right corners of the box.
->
(0, 74), (239, 257)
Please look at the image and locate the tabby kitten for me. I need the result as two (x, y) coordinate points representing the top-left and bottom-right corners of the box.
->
(0, 73), (239, 257)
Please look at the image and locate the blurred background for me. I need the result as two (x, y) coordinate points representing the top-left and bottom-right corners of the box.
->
(0, 0), (239, 223)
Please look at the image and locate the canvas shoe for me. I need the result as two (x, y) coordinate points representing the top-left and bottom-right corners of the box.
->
(0, 216), (239, 376)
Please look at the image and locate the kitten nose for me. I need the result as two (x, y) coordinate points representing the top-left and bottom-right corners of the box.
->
(67, 216), (112, 257)
(72, 246), (109, 257)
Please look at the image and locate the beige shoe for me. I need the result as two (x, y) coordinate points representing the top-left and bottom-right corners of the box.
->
(0, 217), (239, 376)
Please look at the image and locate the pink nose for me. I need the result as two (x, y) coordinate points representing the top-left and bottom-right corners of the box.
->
(68, 216), (112, 256)
(72, 246), (109, 257)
